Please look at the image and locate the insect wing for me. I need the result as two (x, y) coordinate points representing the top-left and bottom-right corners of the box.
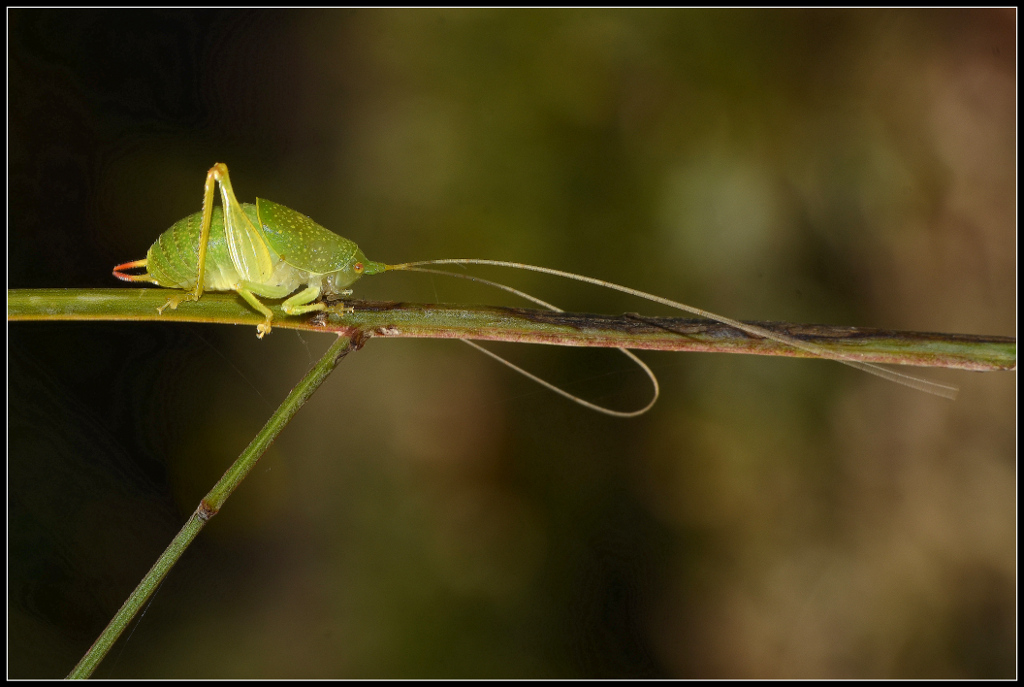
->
(256, 198), (360, 274)
(222, 193), (275, 284)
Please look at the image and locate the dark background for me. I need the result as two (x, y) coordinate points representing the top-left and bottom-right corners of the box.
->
(9, 9), (1015, 678)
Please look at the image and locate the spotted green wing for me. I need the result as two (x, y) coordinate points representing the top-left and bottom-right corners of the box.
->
(256, 198), (360, 274)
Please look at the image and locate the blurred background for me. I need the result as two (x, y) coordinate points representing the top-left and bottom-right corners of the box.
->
(8, 9), (1015, 678)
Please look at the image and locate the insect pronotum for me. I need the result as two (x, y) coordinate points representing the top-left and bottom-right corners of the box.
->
(113, 163), (959, 414)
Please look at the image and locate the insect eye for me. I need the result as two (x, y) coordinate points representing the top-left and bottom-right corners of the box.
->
(354, 262), (364, 273)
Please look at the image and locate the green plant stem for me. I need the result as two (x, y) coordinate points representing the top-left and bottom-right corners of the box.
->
(66, 334), (356, 679)
(8, 288), (1016, 371)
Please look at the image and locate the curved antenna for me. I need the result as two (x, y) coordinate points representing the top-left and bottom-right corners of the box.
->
(463, 340), (659, 418)
(391, 265), (660, 417)
(388, 259), (959, 400)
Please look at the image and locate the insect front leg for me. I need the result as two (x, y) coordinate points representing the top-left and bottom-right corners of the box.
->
(280, 285), (354, 322)
(281, 282), (360, 318)
(280, 285), (327, 316)
(317, 289), (357, 315)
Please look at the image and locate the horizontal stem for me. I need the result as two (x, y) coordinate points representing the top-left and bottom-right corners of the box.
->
(8, 288), (1016, 371)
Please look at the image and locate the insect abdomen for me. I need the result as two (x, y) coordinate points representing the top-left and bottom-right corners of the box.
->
(146, 205), (251, 291)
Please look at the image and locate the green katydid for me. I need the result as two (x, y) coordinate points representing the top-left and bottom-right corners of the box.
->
(114, 163), (959, 413)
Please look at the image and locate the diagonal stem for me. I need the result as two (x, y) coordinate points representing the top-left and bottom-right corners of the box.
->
(66, 333), (358, 679)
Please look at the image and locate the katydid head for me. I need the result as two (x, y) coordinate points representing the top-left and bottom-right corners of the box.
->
(322, 251), (387, 294)
(354, 257), (387, 277)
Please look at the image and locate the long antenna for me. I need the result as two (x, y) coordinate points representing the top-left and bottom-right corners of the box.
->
(392, 265), (659, 417)
(387, 259), (959, 400)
